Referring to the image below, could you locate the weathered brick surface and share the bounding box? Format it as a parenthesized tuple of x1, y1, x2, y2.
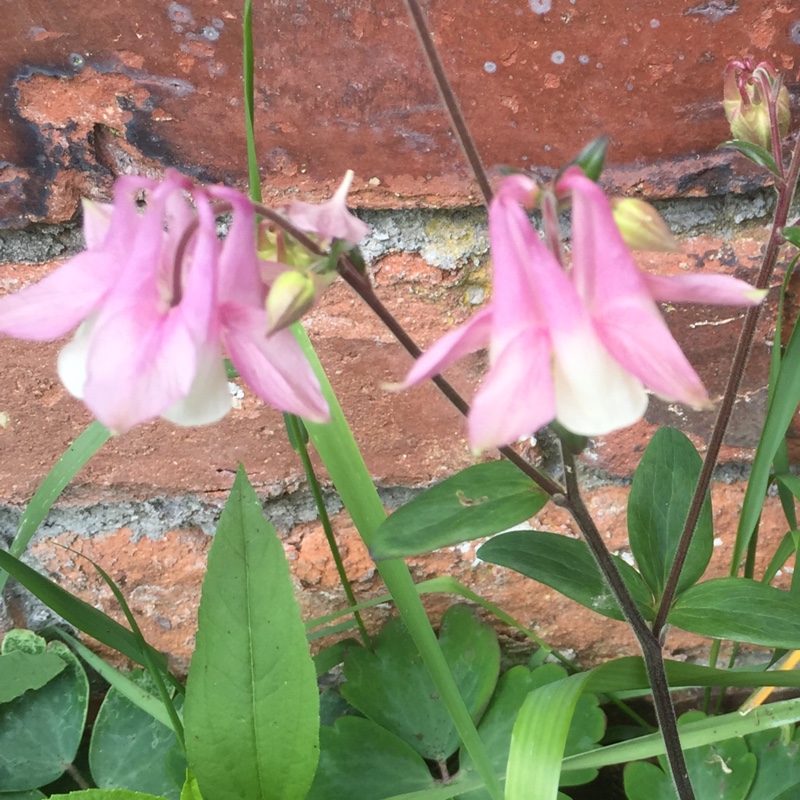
(3, 0, 795, 225)
(1, 220, 795, 670)
(2, 1, 800, 669)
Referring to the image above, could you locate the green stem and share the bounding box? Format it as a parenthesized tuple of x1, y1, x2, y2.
(242, 0, 262, 205)
(296, 324, 504, 800)
(287, 414, 371, 647)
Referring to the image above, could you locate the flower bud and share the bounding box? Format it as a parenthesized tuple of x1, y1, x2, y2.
(724, 59, 791, 152)
(610, 197, 680, 252)
(265, 270, 317, 333)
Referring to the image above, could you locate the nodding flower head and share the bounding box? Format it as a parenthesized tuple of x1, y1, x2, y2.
(0, 170, 329, 433)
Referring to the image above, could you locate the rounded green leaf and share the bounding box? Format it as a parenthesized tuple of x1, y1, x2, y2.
(342, 605, 500, 762)
(0, 641, 88, 791)
(370, 462, 549, 560)
(745, 726, 800, 799)
(457, 665, 605, 800)
(624, 712, 755, 800)
(49, 792, 169, 799)
(307, 717, 435, 800)
(89, 674, 186, 800)
(0, 649, 66, 704)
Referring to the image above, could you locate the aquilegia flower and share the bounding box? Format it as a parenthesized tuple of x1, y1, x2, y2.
(0, 170, 330, 433)
(401, 168, 764, 451)
(287, 169, 370, 245)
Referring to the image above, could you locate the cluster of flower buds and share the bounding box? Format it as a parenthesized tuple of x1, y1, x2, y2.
(724, 58, 791, 153)
(0, 170, 368, 433)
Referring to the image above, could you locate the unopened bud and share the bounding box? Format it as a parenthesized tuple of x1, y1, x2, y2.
(611, 198, 680, 252)
(724, 59, 791, 152)
(265, 270, 317, 333)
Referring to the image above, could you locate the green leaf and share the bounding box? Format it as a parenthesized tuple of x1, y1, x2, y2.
(0, 649, 66, 703)
(505, 672, 591, 800)
(0, 421, 110, 593)
(370, 461, 548, 560)
(342, 605, 500, 762)
(180, 773, 203, 800)
(477, 530, 654, 621)
(51, 629, 174, 730)
(623, 711, 756, 800)
(307, 717, 436, 800)
(719, 139, 781, 176)
(783, 226, 800, 250)
(569, 135, 609, 182)
(669, 578, 800, 648)
(184, 467, 319, 800)
(0, 640, 88, 791)
(734, 307, 800, 571)
(89, 673, 186, 800)
(314, 638, 359, 677)
(49, 792, 169, 799)
(562, 694, 800, 773)
(627, 427, 713, 599)
(0, 790, 45, 799)
(457, 665, 605, 800)
(746, 726, 800, 799)
(0, 549, 167, 671)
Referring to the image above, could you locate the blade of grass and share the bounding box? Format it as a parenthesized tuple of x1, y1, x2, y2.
(51, 628, 174, 729)
(0, 421, 110, 593)
(78, 551, 185, 750)
(562, 693, 800, 771)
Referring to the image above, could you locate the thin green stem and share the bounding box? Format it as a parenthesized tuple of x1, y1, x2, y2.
(242, 0, 262, 205)
(653, 132, 800, 635)
(287, 414, 370, 647)
(296, 328, 504, 800)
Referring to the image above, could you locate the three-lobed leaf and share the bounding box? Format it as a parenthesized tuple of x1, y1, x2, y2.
(341, 605, 500, 762)
(0, 639, 89, 791)
(90, 673, 186, 800)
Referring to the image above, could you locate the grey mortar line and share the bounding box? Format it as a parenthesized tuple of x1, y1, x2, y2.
(1, 187, 791, 268)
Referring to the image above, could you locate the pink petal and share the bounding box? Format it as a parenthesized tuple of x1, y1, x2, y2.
(81, 200, 113, 249)
(557, 168, 649, 312)
(210, 187, 265, 307)
(82, 302, 201, 432)
(468, 327, 555, 452)
(593, 298, 710, 407)
(402, 307, 493, 387)
(489, 176, 587, 350)
(0, 252, 122, 340)
(222, 303, 329, 421)
(288, 170, 370, 244)
(642, 273, 766, 305)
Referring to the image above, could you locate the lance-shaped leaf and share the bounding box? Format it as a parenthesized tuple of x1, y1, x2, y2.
(370, 461, 548, 560)
(184, 467, 319, 800)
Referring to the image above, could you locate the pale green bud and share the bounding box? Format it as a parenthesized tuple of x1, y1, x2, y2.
(611, 197, 680, 252)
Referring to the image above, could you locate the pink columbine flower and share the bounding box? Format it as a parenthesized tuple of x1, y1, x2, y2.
(401, 169, 764, 451)
(287, 169, 370, 244)
(0, 170, 329, 433)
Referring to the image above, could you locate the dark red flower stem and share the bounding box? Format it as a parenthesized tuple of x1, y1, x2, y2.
(653, 132, 800, 636)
